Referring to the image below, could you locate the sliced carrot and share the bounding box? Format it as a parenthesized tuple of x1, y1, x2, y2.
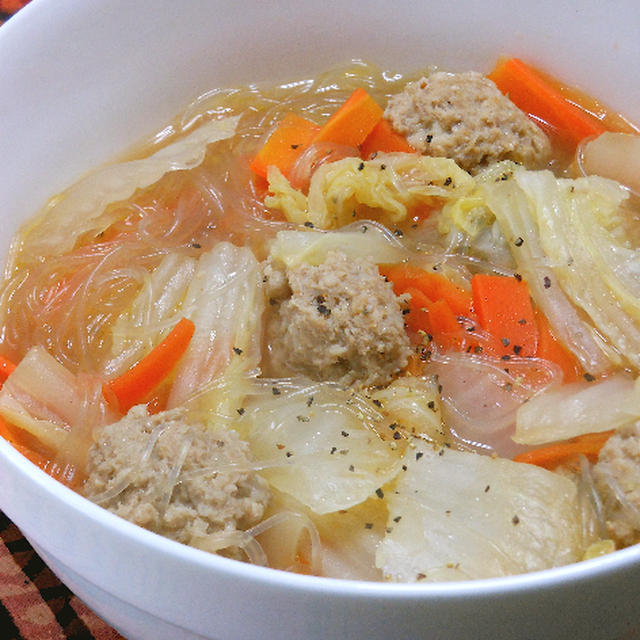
(534, 308, 582, 382)
(105, 317, 195, 414)
(513, 429, 615, 470)
(471, 273, 538, 358)
(360, 118, 414, 159)
(380, 264, 472, 318)
(312, 88, 383, 148)
(488, 58, 607, 148)
(249, 113, 320, 179)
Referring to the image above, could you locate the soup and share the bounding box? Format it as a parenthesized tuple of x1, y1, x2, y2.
(0, 58, 639, 582)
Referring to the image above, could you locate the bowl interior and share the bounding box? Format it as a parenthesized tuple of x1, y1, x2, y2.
(1, 1, 640, 639)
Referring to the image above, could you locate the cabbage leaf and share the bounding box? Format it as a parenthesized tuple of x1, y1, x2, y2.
(514, 374, 640, 445)
(376, 442, 589, 582)
(237, 379, 403, 514)
(265, 152, 475, 229)
(19, 115, 240, 258)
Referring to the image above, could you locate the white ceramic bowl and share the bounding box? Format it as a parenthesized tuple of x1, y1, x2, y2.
(1, 1, 640, 638)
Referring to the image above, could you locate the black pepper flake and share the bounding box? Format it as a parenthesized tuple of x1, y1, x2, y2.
(427, 400, 436, 411)
(484, 485, 490, 493)
(375, 488, 385, 499)
(501, 337, 510, 347)
(341, 430, 349, 437)
(393, 516, 402, 523)
(233, 347, 243, 355)
(426, 134, 433, 143)
(584, 372, 596, 382)
(416, 451, 424, 461)
(393, 431, 402, 440)
(236, 407, 245, 415)
(306, 395, 314, 407)
(393, 228, 404, 238)
(216, 440, 225, 448)
(291, 143, 300, 149)
(315, 294, 326, 304)
(517, 318, 527, 325)
(348, 464, 355, 472)
(385, 527, 393, 534)
(304, 221, 315, 228)
(512, 515, 520, 525)
(473, 346, 483, 354)
(466, 325, 476, 332)
(514, 273, 522, 282)
(416, 572, 427, 581)
(272, 386, 281, 395)
(389, 422, 398, 431)
(438, 449, 445, 456)
(380, 164, 386, 170)
(364, 522, 373, 529)
(372, 398, 383, 408)
(358, 162, 365, 171)
(317, 304, 331, 317)
(512, 344, 522, 355)
(443, 176, 452, 187)
(330, 446, 337, 455)
(501, 354, 511, 361)
(191, 242, 202, 249)
(543, 276, 552, 289)
(402, 464, 408, 471)
(361, 224, 368, 233)
(402, 308, 410, 315)
(286, 451, 293, 457)
(502, 382, 513, 392)
(514, 237, 524, 247)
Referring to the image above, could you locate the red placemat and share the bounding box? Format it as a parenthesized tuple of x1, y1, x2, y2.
(0, 3, 125, 638)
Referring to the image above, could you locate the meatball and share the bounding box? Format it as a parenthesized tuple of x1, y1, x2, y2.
(384, 71, 551, 174)
(266, 251, 411, 387)
(592, 421, 640, 547)
(83, 406, 270, 549)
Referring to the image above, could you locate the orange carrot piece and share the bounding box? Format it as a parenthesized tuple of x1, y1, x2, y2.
(312, 88, 383, 148)
(0, 354, 17, 388)
(249, 113, 320, 179)
(105, 317, 195, 414)
(380, 264, 472, 318)
(488, 58, 607, 148)
(534, 308, 582, 383)
(360, 118, 414, 159)
(404, 287, 467, 351)
(471, 274, 538, 358)
(513, 429, 615, 470)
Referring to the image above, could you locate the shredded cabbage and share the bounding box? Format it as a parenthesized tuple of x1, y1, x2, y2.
(265, 152, 475, 229)
(376, 442, 590, 582)
(18, 115, 240, 258)
(514, 374, 640, 445)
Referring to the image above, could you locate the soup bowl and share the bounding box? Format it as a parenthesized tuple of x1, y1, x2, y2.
(1, 1, 640, 638)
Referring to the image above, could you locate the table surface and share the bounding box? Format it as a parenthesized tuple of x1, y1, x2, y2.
(0, 3, 125, 638)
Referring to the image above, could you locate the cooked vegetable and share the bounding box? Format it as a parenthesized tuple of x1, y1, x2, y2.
(377, 442, 591, 581)
(312, 88, 383, 148)
(249, 113, 320, 179)
(534, 309, 582, 382)
(488, 58, 606, 148)
(514, 374, 640, 445)
(360, 118, 414, 158)
(17, 115, 240, 258)
(513, 430, 615, 469)
(265, 153, 475, 229)
(238, 379, 403, 514)
(578, 132, 640, 195)
(105, 317, 195, 414)
(471, 273, 538, 358)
